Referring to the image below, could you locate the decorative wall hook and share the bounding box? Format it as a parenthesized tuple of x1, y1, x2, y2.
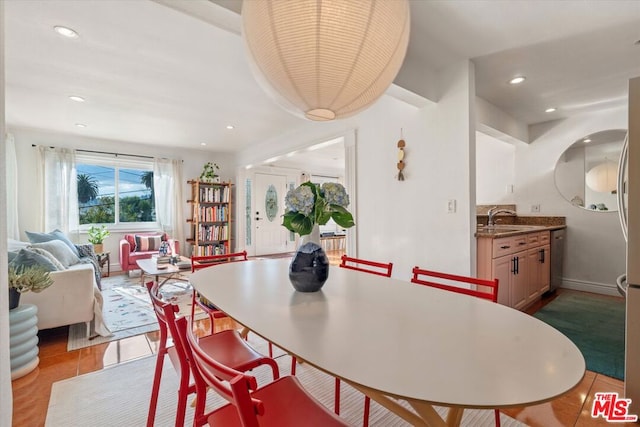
(397, 130, 406, 181)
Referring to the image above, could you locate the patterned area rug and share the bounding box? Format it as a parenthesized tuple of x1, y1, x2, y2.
(67, 273, 196, 351)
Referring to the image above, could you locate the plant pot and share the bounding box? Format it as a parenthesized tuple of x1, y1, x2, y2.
(9, 287, 20, 310)
(93, 243, 104, 254)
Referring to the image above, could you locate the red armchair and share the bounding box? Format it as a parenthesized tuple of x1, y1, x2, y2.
(119, 232, 180, 273)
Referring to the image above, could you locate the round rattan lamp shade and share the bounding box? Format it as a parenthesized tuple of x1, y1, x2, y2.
(586, 160, 618, 193)
(241, 0, 410, 121)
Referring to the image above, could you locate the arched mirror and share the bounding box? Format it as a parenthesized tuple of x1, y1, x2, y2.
(554, 129, 626, 212)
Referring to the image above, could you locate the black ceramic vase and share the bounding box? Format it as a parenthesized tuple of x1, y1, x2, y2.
(289, 242, 329, 292)
(9, 287, 21, 310)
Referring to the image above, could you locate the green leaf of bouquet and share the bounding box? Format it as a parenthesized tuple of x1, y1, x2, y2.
(282, 211, 297, 232)
(331, 205, 355, 228)
(290, 214, 313, 236)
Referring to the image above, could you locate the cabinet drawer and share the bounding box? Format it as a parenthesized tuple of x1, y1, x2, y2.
(528, 231, 551, 248)
(492, 235, 527, 257)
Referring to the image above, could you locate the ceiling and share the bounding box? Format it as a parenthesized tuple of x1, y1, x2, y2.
(4, 0, 640, 160)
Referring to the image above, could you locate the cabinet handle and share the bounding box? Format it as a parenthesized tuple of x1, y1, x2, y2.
(500, 245, 510, 249)
(518, 241, 527, 246)
(515, 256, 519, 274)
(511, 257, 517, 274)
(539, 249, 545, 263)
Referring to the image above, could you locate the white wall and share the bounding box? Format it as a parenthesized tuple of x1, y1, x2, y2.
(514, 107, 627, 295)
(237, 61, 477, 281)
(9, 127, 235, 270)
(476, 131, 516, 205)
(1, 1, 14, 423)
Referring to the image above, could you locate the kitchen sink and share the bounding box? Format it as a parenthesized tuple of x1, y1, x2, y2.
(477, 224, 545, 233)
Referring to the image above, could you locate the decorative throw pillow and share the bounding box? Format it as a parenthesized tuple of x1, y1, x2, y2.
(29, 240, 81, 268)
(9, 248, 60, 272)
(25, 229, 80, 257)
(8, 239, 30, 252)
(134, 234, 162, 252)
(29, 247, 66, 271)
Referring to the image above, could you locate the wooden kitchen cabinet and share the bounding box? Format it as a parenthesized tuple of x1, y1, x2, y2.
(477, 230, 551, 311)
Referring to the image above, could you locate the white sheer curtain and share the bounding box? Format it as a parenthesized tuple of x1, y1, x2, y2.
(153, 158, 185, 255)
(37, 146, 78, 234)
(5, 134, 19, 239)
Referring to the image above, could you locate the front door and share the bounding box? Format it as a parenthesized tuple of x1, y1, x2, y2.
(254, 173, 290, 255)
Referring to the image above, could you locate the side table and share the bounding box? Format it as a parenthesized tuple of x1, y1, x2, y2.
(10, 304, 39, 380)
(96, 251, 110, 277)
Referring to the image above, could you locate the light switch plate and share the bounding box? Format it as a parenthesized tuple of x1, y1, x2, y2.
(531, 204, 541, 213)
(447, 199, 457, 213)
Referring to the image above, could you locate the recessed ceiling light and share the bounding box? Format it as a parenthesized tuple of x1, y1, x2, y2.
(75, 123, 86, 128)
(200, 142, 206, 146)
(263, 156, 280, 164)
(509, 76, 526, 85)
(245, 164, 253, 170)
(583, 138, 592, 143)
(545, 107, 556, 113)
(54, 26, 79, 38)
(226, 125, 235, 130)
(69, 95, 85, 103)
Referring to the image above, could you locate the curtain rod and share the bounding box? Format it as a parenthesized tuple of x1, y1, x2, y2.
(32, 144, 154, 160)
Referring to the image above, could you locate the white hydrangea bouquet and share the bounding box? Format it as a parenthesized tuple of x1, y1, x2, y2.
(282, 182, 355, 236)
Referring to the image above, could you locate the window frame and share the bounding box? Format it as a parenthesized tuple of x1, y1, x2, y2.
(75, 153, 159, 232)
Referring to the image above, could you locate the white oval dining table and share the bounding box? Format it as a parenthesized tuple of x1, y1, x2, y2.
(189, 258, 585, 427)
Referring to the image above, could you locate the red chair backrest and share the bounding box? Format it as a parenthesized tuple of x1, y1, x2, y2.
(339, 255, 393, 277)
(191, 250, 248, 272)
(175, 315, 264, 427)
(145, 281, 191, 370)
(411, 267, 499, 303)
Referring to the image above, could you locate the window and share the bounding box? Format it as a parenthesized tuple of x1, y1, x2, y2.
(76, 153, 156, 226)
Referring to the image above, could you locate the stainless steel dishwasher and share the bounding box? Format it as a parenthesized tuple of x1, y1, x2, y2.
(550, 229, 565, 292)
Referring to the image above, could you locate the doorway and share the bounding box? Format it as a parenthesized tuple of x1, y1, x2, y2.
(254, 172, 290, 255)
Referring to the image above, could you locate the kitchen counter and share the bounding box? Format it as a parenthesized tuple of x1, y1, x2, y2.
(475, 224, 566, 238)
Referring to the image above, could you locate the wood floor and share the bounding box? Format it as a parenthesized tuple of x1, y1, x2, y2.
(10, 275, 625, 426)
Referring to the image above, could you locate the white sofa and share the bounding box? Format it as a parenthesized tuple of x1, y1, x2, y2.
(21, 263, 99, 336)
(9, 238, 109, 337)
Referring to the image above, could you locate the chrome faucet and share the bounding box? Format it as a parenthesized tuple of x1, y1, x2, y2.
(487, 206, 517, 227)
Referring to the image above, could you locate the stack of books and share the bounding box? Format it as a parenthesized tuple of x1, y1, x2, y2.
(155, 255, 171, 265)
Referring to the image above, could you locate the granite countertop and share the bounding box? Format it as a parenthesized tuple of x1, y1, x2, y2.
(475, 224, 566, 238)
(475, 214, 566, 238)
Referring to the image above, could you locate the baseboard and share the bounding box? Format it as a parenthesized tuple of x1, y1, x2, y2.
(560, 278, 621, 297)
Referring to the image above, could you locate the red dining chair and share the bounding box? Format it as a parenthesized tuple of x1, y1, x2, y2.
(190, 251, 274, 355)
(339, 254, 393, 277)
(145, 281, 280, 427)
(174, 315, 350, 427)
(338, 255, 393, 426)
(410, 267, 501, 426)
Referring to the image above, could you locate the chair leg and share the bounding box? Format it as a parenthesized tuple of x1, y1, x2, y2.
(268, 342, 273, 358)
(494, 409, 501, 426)
(334, 377, 341, 414)
(147, 351, 166, 427)
(363, 396, 371, 427)
(174, 374, 191, 427)
(290, 355, 297, 376)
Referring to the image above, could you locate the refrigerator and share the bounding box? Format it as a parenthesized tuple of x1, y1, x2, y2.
(623, 76, 640, 413)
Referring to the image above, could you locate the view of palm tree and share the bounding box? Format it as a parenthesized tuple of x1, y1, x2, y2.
(77, 173, 99, 204)
(77, 164, 156, 225)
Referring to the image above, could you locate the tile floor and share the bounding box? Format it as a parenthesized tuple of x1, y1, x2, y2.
(11, 281, 626, 427)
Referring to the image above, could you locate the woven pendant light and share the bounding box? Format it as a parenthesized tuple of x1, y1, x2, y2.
(242, 0, 411, 121)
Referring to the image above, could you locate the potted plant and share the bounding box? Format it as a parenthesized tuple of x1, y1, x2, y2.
(87, 225, 110, 253)
(8, 265, 54, 310)
(200, 162, 220, 183)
